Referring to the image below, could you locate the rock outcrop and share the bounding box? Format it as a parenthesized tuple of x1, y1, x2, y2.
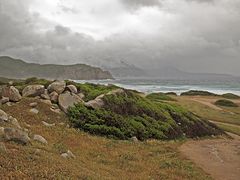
(1, 86, 22, 102)
(66, 85, 78, 94)
(22, 85, 45, 97)
(3, 127, 30, 145)
(47, 81, 66, 94)
(58, 91, 83, 113)
(85, 89, 124, 109)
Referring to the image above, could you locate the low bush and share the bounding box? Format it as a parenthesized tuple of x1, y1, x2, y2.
(214, 99, 238, 107)
(181, 90, 217, 96)
(221, 93, 240, 99)
(146, 92, 176, 102)
(68, 90, 223, 140)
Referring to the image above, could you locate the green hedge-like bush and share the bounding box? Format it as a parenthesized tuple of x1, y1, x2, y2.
(68, 90, 223, 140)
(146, 92, 176, 102)
(215, 99, 238, 107)
(181, 90, 217, 96)
(221, 93, 240, 99)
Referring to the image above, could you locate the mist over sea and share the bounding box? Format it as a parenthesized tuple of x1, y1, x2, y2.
(75, 78, 240, 95)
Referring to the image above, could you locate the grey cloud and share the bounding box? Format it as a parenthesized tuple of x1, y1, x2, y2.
(0, 0, 240, 76)
(120, 0, 161, 9)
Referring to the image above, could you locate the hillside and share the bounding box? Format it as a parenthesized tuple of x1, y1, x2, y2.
(0, 78, 225, 179)
(0, 56, 113, 80)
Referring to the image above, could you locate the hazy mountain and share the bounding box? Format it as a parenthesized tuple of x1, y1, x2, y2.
(0, 56, 113, 80)
(105, 61, 147, 78)
(146, 66, 238, 81)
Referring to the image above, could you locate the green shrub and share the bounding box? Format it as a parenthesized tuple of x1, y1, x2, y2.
(181, 90, 217, 96)
(165, 92, 177, 96)
(221, 93, 240, 99)
(146, 93, 176, 102)
(66, 81, 118, 101)
(68, 90, 223, 140)
(214, 99, 238, 107)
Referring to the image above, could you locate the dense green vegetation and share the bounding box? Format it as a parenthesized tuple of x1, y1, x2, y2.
(181, 90, 217, 96)
(221, 93, 240, 99)
(146, 92, 176, 102)
(68, 90, 222, 140)
(66, 81, 118, 101)
(214, 99, 238, 107)
(165, 92, 177, 96)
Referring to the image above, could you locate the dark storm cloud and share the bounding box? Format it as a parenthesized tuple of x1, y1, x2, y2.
(0, 0, 240, 76)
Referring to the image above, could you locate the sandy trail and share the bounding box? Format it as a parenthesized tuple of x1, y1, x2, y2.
(179, 134, 240, 180)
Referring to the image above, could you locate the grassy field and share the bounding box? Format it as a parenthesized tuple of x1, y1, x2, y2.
(0, 98, 212, 179)
(172, 95, 240, 136)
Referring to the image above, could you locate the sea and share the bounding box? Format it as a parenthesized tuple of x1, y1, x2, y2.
(75, 78, 240, 95)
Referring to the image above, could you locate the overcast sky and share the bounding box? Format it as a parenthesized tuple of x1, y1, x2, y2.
(0, 0, 240, 75)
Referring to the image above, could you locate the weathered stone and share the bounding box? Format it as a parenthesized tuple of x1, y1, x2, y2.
(1, 97, 9, 104)
(1, 86, 22, 102)
(49, 91, 59, 103)
(58, 91, 83, 113)
(4, 127, 30, 145)
(40, 89, 50, 100)
(42, 121, 55, 127)
(66, 85, 78, 94)
(30, 108, 39, 114)
(61, 150, 75, 159)
(85, 96, 104, 109)
(0, 109, 8, 122)
(47, 81, 66, 94)
(22, 85, 45, 97)
(85, 89, 125, 109)
(33, 134, 47, 144)
(29, 102, 38, 107)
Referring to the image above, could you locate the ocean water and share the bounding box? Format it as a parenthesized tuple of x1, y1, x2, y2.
(75, 78, 240, 95)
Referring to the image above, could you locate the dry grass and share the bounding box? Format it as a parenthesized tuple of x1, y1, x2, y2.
(173, 96, 240, 126)
(0, 98, 211, 179)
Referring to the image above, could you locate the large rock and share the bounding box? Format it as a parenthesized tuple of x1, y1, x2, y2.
(47, 81, 66, 94)
(3, 128, 30, 145)
(0, 109, 8, 122)
(84, 89, 125, 109)
(1, 86, 22, 102)
(84, 94, 105, 109)
(22, 85, 45, 97)
(58, 91, 83, 113)
(49, 91, 59, 103)
(66, 85, 78, 94)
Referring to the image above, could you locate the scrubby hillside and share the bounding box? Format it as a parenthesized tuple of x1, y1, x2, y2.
(0, 78, 226, 179)
(0, 56, 113, 80)
(68, 89, 223, 140)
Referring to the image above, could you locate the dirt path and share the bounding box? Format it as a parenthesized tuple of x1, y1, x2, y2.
(179, 134, 240, 180)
